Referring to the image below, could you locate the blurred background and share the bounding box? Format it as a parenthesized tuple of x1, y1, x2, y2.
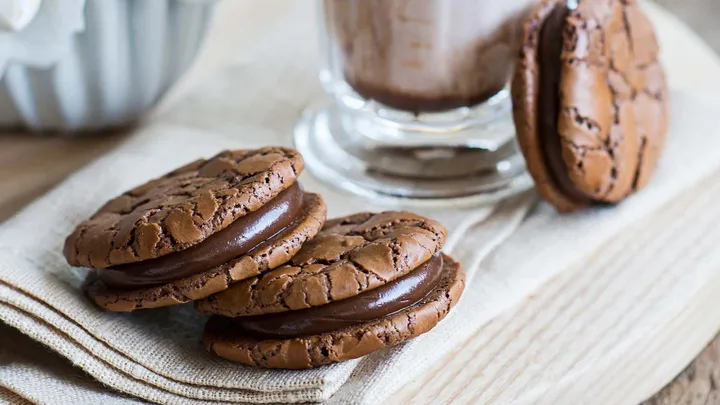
(659, 0, 720, 52)
(0, 0, 717, 224)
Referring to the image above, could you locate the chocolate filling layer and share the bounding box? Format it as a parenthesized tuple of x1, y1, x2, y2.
(99, 184, 304, 289)
(234, 254, 444, 339)
(538, 4, 592, 203)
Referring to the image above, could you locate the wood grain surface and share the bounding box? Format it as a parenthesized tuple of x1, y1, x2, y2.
(0, 1, 718, 404)
(388, 171, 720, 404)
(0, 133, 123, 223)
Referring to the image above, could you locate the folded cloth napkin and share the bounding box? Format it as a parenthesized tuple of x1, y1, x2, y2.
(0, 320, 142, 405)
(0, 120, 534, 405)
(2, 1, 720, 404)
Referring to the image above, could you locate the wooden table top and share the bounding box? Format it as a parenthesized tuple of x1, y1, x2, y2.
(1, 1, 719, 404)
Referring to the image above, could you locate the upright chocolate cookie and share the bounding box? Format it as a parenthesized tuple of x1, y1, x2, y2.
(199, 212, 463, 369)
(64, 148, 327, 312)
(512, 0, 668, 212)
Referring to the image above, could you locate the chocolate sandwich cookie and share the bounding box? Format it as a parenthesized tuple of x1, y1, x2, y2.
(198, 212, 466, 369)
(512, 0, 669, 212)
(64, 148, 327, 312)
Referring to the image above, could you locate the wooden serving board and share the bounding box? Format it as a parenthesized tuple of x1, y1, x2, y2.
(391, 171, 720, 404)
(1, 2, 720, 404)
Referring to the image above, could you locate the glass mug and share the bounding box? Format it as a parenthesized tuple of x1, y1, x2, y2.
(295, 0, 538, 206)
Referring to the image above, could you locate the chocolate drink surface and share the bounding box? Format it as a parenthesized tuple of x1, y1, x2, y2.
(325, 0, 537, 113)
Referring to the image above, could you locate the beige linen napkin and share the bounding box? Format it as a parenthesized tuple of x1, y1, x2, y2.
(0, 120, 533, 404)
(0, 319, 142, 405)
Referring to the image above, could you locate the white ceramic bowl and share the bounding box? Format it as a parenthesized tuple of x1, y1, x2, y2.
(0, 0, 216, 133)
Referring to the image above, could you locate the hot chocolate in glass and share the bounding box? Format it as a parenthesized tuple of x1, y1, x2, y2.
(295, 0, 538, 205)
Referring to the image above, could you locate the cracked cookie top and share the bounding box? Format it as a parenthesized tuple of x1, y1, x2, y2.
(64, 148, 304, 269)
(512, 0, 668, 212)
(195, 211, 448, 317)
